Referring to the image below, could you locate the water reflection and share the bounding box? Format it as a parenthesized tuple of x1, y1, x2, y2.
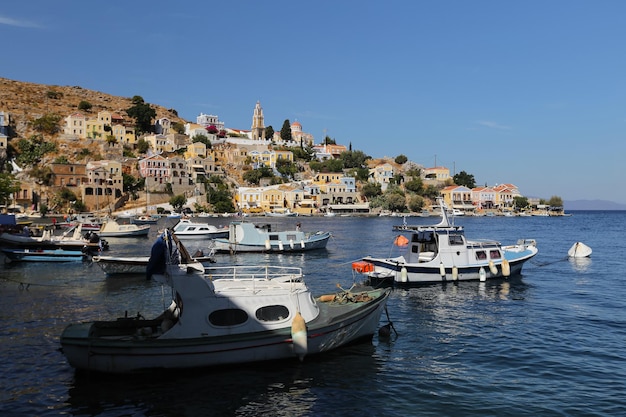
(65, 344, 382, 417)
(569, 256, 592, 273)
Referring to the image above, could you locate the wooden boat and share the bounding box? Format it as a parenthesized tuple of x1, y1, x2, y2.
(212, 221, 331, 253)
(98, 219, 151, 238)
(172, 219, 229, 240)
(2, 248, 87, 262)
(360, 197, 538, 284)
(60, 231, 391, 374)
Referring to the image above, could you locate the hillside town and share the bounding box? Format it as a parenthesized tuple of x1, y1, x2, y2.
(0, 86, 558, 218)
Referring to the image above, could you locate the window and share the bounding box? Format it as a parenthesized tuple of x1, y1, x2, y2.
(489, 250, 502, 259)
(449, 234, 464, 245)
(256, 305, 290, 322)
(476, 251, 487, 260)
(209, 309, 248, 326)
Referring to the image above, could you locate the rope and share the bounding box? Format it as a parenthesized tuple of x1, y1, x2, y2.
(0, 275, 76, 290)
(530, 256, 569, 267)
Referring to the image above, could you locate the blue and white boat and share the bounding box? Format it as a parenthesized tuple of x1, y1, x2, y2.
(359, 197, 538, 284)
(212, 221, 331, 253)
(1, 248, 87, 263)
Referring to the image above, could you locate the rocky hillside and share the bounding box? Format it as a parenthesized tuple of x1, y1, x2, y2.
(0, 77, 187, 140)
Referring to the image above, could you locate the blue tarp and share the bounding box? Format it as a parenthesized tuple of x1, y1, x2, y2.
(0, 214, 17, 225)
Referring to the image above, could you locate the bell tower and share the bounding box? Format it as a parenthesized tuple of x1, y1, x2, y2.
(251, 101, 266, 140)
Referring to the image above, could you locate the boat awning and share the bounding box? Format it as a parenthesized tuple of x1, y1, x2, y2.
(0, 214, 17, 225)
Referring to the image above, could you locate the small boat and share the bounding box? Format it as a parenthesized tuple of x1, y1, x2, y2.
(360, 197, 538, 284)
(2, 248, 87, 263)
(568, 242, 592, 258)
(132, 215, 160, 225)
(92, 248, 215, 275)
(98, 219, 151, 238)
(71, 212, 104, 231)
(0, 224, 107, 253)
(264, 208, 298, 217)
(60, 231, 391, 374)
(172, 219, 229, 240)
(212, 221, 331, 253)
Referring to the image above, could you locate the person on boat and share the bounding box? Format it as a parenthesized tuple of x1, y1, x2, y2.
(146, 233, 168, 280)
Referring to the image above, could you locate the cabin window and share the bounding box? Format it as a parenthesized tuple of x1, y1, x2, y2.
(476, 251, 487, 260)
(489, 250, 502, 259)
(286, 234, 297, 241)
(256, 305, 290, 322)
(269, 234, 279, 241)
(209, 309, 248, 326)
(449, 234, 464, 245)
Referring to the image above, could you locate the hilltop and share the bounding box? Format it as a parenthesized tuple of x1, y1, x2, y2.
(0, 77, 186, 140)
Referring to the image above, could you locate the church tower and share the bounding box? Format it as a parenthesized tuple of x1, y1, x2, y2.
(251, 101, 266, 140)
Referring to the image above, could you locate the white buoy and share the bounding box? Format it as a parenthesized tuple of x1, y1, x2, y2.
(489, 260, 498, 275)
(300, 240, 305, 248)
(452, 266, 458, 280)
(278, 241, 284, 251)
(479, 267, 487, 282)
(502, 259, 511, 276)
(265, 239, 271, 250)
(439, 262, 446, 278)
(291, 312, 307, 361)
(568, 242, 592, 258)
(400, 266, 408, 283)
(289, 239, 294, 249)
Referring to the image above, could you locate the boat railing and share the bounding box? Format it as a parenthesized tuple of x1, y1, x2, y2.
(205, 265, 304, 285)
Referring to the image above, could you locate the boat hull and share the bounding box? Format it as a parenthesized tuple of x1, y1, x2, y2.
(213, 233, 330, 253)
(60, 288, 389, 373)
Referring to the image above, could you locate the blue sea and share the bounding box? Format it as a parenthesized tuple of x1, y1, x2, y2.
(1, 212, 625, 416)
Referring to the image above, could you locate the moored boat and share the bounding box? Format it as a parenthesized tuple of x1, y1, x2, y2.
(2, 247, 87, 262)
(212, 221, 331, 253)
(60, 231, 390, 374)
(359, 197, 538, 284)
(171, 219, 229, 240)
(98, 219, 151, 238)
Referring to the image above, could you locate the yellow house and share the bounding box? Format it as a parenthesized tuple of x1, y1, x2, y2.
(185, 141, 207, 159)
(261, 187, 285, 211)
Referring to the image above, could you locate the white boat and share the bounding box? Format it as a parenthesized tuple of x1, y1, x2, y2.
(60, 231, 391, 374)
(212, 221, 331, 253)
(264, 208, 298, 217)
(132, 214, 160, 225)
(359, 197, 538, 284)
(0, 224, 107, 253)
(450, 209, 465, 216)
(72, 212, 104, 231)
(172, 219, 229, 240)
(2, 247, 87, 263)
(92, 248, 215, 275)
(98, 219, 151, 238)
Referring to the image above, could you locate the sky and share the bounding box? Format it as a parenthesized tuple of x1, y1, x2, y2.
(2, 1, 626, 204)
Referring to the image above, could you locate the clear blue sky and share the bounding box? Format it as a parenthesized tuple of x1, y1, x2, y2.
(2, 1, 626, 204)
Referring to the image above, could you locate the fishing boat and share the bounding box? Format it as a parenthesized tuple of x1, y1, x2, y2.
(358, 197, 538, 284)
(171, 219, 229, 240)
(131, 214, 160, 225)
(60, 231, 391, 374)
(212, 221, 331, 253)
(2, 248, 87, 263)
(98, 219, 151, 238)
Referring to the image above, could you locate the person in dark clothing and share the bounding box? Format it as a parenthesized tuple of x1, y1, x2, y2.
(146, 233, 168, 280)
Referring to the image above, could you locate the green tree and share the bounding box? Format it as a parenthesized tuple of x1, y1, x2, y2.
(548, 196, 563, 208)
(340, 150, 370, 169)
(404, 177, 423, 193)
(265, 126, 275, 140)
(385, 193, 407, 212)
(276, 159, 297, 179)
(172, 122, 185, 134)
(395, 154, 408, 164)
(15, 134, 58, 166)
(78, 100, 93, 112)
(136, 138, 150, 154)
(126, 96, 156, 134)
(280, 120, 292, 142)
(0, 173, 20, 206)
(243, 166, 273, 185)
(361, 182, 382, 199)
(408, 195, 425, 212)
(192, 134, 211, 147)
(30, 114, 62, 135)
(453, 171, 476, 188)
(169, 194, 187, 213)
(513, 196, 529, 210)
